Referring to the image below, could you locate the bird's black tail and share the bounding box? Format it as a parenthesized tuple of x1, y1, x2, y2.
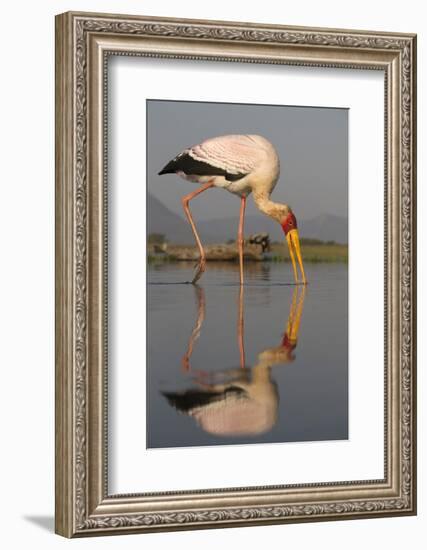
(158, 160, 177, 175)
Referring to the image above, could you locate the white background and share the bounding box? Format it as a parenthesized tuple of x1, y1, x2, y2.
(110, 60, 384, 493)
(0, 1, 424, 548)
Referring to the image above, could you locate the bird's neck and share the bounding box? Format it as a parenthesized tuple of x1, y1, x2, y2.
(253, 192, 288, 222)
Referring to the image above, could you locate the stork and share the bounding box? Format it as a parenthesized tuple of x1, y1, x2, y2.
(159, 134, 306, 285)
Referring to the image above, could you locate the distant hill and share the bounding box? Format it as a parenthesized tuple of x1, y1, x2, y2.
(147, 193, 196, 244)
(147, 193, 348, 244)
(198, 213, 348, 244)
(299, 213, 348, 244)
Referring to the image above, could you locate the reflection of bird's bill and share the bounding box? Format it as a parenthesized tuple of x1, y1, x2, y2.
(286, 229, 307, 284)
(285, 285, 306, 344)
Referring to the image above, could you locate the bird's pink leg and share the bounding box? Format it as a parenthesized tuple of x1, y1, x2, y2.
(237, 196, 247, 285)
(238, 285, 246, 368)
(181, 182, 215, 284)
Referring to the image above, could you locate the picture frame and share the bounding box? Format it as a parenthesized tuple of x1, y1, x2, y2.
(55, 11, 417, 537)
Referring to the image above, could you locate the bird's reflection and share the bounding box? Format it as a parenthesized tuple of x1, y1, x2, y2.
(181, 285, 206, 372)
(162, 284, 306, 438)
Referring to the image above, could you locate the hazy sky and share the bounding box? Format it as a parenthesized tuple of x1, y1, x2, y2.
(148, 100, 348, 222)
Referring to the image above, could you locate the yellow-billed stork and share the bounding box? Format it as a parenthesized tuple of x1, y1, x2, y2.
(159, 134, 306, 285)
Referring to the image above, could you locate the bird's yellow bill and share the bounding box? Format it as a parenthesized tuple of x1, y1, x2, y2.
(286, 229, 307, 285)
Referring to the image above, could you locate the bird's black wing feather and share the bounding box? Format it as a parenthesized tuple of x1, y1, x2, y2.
(158, 152, 246, 182)
(162, 386, 247, 413)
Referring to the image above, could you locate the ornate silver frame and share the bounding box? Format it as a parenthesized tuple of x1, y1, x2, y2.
(55, 11, 417, 537)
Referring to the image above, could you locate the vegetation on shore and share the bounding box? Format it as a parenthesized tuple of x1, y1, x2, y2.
(269, 241, 347, 263)
(148, 238, 347, 264)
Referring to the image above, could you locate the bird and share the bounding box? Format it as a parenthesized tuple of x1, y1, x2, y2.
(158, 134, 306, 285)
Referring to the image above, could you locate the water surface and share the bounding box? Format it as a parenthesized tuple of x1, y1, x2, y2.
(147, 262, 348, 448)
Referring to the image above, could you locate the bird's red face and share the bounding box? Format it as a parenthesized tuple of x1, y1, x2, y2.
(280, 212, 298, 235)
(280, 211, 307, 285)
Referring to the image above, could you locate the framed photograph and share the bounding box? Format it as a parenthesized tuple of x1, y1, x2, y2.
(55, 11, 417, 537)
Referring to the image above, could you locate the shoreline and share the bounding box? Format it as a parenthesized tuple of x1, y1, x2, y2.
(148, 242, 348, 264)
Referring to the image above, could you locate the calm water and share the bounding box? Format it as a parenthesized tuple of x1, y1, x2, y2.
(147, 262, 348, 448)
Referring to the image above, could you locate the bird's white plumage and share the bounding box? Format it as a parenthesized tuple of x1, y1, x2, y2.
(176, 134, 280, 197)
(187, 134, 262, 175)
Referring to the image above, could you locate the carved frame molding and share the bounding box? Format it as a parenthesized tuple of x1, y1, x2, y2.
(55, 11, 416, 537)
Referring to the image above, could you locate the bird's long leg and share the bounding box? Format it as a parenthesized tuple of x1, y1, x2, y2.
(181, 182, 214, 284)
(238, 285, 246, 368)
(237, 195, 247, 285)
